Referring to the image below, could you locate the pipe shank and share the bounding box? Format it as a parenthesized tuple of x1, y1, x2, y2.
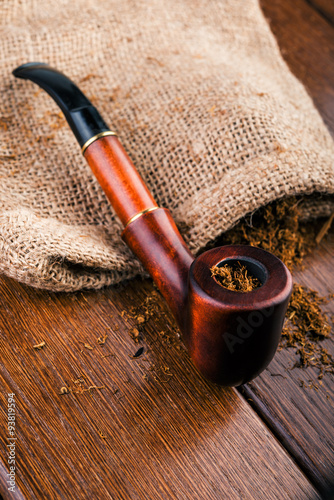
(84, 135, 158, 226)
(122, 208, 194, 330)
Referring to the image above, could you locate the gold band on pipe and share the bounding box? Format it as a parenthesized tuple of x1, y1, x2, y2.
(81, 130, 118, 154)
(124, 207, 160, 228)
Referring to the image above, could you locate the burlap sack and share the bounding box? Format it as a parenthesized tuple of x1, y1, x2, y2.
(0, 0, 333, 291)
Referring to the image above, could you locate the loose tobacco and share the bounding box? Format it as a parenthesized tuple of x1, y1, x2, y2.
(211, 261, 261, 292)
(218, 197, 316, 270)
(280, 284, 333, 379)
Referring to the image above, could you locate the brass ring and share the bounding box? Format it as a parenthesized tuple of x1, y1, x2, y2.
(124, 207, 160, 228)
(81, 131, 118, 154)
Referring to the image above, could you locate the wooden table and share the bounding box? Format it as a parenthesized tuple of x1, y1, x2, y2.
(1, 1, 333, 498)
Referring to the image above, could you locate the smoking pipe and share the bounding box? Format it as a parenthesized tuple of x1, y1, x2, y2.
(13, 62, 292, 386)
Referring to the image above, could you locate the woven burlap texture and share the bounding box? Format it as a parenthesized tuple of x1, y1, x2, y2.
(0, 0, 333, 291)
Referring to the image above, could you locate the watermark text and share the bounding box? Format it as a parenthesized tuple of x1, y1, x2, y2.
(224, 306, 275, 353)
(7, 393, 16, 493)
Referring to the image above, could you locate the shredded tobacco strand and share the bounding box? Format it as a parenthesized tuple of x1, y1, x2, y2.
(59, 386, 70, 395)
(33, 341, 46, 350)
(80, 342, 94, 350)
(211, 261, 261, 292)
(97, 333, 108, 345)
(58, 376, 105, 396)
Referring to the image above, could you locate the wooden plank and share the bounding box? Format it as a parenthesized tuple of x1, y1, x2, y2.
(242, 0, 334, 494)
(0, 460, 26, 500)
(0, 275, 317, 499)
(308, 0, 334, 25)
(241, 232, 334, 493)
(260, 0, 334, 135)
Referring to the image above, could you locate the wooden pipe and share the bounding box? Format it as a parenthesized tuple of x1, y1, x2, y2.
(13, 63, 292, 386)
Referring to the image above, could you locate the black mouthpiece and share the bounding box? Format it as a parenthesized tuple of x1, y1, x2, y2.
(13, 62, 110, 148)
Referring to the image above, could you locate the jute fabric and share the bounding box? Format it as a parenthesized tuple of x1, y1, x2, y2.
(0, 0, 333, 291)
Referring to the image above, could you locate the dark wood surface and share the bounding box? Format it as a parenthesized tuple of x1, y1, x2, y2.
(308, 0, 334, 25)
(241, 233, 334, 492)
(0, 275, 316, 500)
(260, 0, 334, 136)
(0, 0, 333, 499)
(254, 0, 334, 494)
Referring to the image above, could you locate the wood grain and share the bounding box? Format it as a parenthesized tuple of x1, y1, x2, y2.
(242, 231, 334, 493)
(84, 135, 157, 226)
(0, 276, 316, 499)
(185, 245, 292, 386)
(245, 0, 334, 494)
(307, 0, 334, 25)
(260, 0, 334, 134)
(0, 460, 26, 500)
